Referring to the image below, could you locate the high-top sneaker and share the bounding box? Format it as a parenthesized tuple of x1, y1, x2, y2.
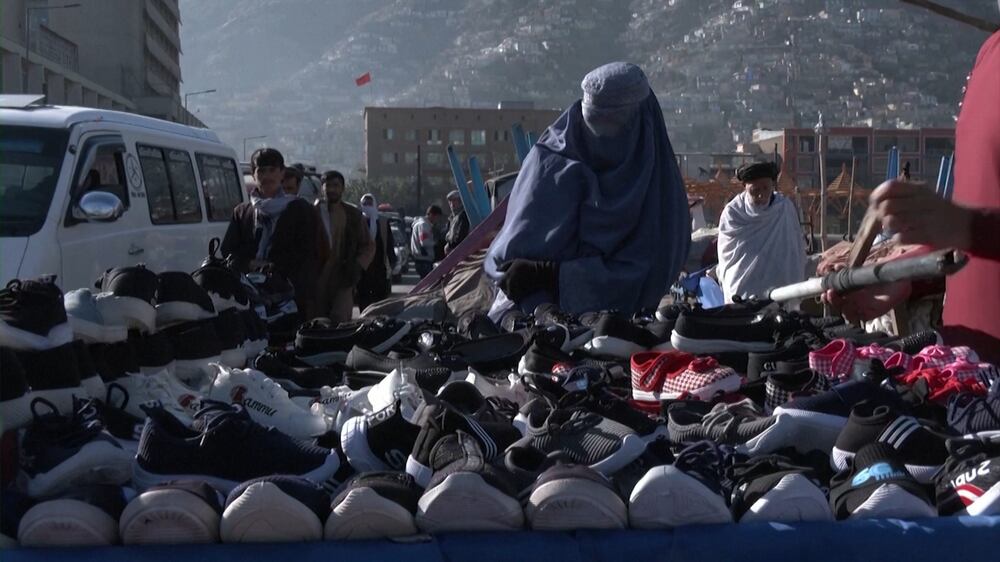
(0, 278, 72, 351)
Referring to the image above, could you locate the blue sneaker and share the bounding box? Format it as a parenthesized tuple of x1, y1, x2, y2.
(64, 288, 128, 344)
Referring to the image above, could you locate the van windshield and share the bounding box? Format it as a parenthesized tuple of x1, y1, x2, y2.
(0, 126, 69, 237)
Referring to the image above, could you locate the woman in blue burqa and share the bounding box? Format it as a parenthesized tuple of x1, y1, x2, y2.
(486, 62, 691, 320)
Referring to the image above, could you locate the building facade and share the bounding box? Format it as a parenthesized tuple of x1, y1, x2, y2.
(363, 105, 563, 189)
(751, 126, 955, 189)
(1, 0, 202, 126)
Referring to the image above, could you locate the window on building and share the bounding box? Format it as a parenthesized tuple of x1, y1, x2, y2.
(796, 156, 816, 172)
(493, 152, 512, 169)
(828, 136, 853, 153)
(383, 128, 395, 140)
(925, 137, 955, 153)
(405, 129, 417, 141)
(427, 129, 441, 143)
(196, 154, 243, 222)
(448, 130, 465, 145)
(796, 174, 815, 188)
(138, 144, 203, 224)
(425, 152, 444, 167)
(852, 136, 869, 154)
(798, 136, 815, 153)
(898, 136, 919, 153)
(427, 175, 445, 187)
(471, 130, 486, 146)
(874, 135, 897, 153)
(404, 152, 418, 164)
(381, 152, 398, 165)
(494, 130, 501, 142)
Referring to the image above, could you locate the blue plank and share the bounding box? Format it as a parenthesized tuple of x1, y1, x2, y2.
(467, 156, 493, 221)
(511, 123, 530, 163)
(446, 145, 482, 224)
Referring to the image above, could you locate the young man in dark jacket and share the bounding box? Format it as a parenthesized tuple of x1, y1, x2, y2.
(315, 170, 374, 322)
(221, 148, 322, 315)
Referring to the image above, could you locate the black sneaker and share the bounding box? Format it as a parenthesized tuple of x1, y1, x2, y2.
(830, 442, 936, 520)
(727, 453, 832, 523)
(17, 484, 129, 547)
(345, 346, 452, 392)
(94, 265, 159, 333)
(127, 331, 175, 376)
(581, 311, 658, 359)
(254, 350, 346, 390)
(517, 340, 574, 376)
(831, 402, 949, 483)
(120, 480, 224, 545)
(498, 309, 532, 333)
(524, 462, 628, 530)
(155, 271, 216, 329)
(435, 380, 518, 423)
(326, 471, 421, 539)
(1, 347, 33, 430)
(193, 237, 251, 312)
(221, 475, 330, 543)
(747, 338, 813, 382)
(415, 431, 524, 532)
(15, 342, 87, 414)
(626, 440, 740, 528)
(405, 400, 521, 487)
(163, 319, 223, 387)
(295, 317, 411, 366)
(239, 308, 269, 357)
(936, 438, 1000, 516)
(514, 406, 646, 476)
(667, 399, 778, 451)
(947, 390, 1000, 439)
(533, 303, 593, 352)
(213, 308, 248, 368)
(438, 331, 533, 374)
(670, 306, 785, 354)
(20, 397, 133, 498)
(90, 339, 142, 383)
(0, 278, 71, 350)
(764, 368, 832, 413)
(340, 398, 424, 473)
(132, 401, 341, 493)
(72, 339, 105, 398)
(456, 311, 502, 340)
(93, 384, 146, 449)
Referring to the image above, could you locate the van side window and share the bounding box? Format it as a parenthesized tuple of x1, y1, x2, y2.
(72, 137, 130, 208)
(137, 144, 203, 224)
(196, 154, 243, 221)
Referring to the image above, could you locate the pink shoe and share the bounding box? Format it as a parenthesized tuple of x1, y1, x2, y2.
(808, 339, 856, 383)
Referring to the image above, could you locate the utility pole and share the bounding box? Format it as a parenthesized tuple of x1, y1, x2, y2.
(815, 113, 828, 252)
(416, 144, 423, 211)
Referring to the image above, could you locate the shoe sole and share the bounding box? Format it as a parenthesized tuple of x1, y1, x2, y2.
(208, 293, 249, 313)
(628, 465, 732, 528)
(584, 336, 647, 360)
(739, 473, 833, 523)
(120, 488, 220, 545)
(340, 415, 392, 472)
(95, 295, 156, 334)
(325, 486, 417, 540)
(416, 472, 524, 532)
(0, 320, 73, 351)
(670, 332, 776, 354)
(156, 302, 215, 329)
(131, 451, 341, 494)
(633, 373, 742, 402)
(527, 477, 627, 530)
(849, 483, 937, 519)
(221, 481, 323, 543)
(297, 324, 412, 367)
(26, 439, 132, 498)
(831, 447, 941, 484)
(18, 499, 118, 547)
(67, 315, 128, 344)
(764, 407, 848, 454)
(589, 433, 648, 476)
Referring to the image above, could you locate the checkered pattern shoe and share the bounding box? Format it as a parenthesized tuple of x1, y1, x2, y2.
(851, 344, 895, 379)
(885, 351, 914, 372)
(808, 340, 856, 383)
(630, 351, 697, 402)
(661, 357, 742, 401)
(912, 345, 979, 370)
(764, 369, 832, 414)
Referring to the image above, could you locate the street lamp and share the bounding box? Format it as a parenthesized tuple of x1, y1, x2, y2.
(23, 3, 81, 92)
(814, 112, 828, 252)
(184, 88, 217, 109)
(243, 135, 267, 160)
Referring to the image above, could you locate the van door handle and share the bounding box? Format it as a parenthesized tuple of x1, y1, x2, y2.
(128, 244, 144, 256)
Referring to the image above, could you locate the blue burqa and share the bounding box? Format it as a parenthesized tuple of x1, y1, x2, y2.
(485, 86, 691, 316)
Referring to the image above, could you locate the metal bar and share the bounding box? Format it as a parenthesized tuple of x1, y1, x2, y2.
(942, 153, 955, 201)
(467, 156, 492, 221)
(935, 155, 948, 196)
(446, 145, 482, 224)
(899, 0, 999, 33)
(847, 157, 856, 241)
(511, 123, 530, 163)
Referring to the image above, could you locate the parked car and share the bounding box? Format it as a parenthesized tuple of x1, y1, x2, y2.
(0, 97, 246, 289)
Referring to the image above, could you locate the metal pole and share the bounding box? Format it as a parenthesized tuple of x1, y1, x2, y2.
(416, 144, 422, 211)
(815, 115, 828, 252)
(847, 156, 856, 241)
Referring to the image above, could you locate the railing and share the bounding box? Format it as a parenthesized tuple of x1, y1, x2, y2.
(34, 24, 78, 72)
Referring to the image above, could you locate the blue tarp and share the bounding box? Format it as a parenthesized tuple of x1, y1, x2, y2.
(6, 516, 1000, 562)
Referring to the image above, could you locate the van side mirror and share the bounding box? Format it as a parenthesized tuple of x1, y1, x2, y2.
(74, 191, 124, 222)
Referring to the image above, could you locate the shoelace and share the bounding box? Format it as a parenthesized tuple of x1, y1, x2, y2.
(673, 440, 738, 486)
(26, 396, 105, 447)
(699, 399, 764, 442)
(947, 392, 1000, 433)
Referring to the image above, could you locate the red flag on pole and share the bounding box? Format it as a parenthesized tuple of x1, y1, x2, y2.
(355, 72, 372, 86)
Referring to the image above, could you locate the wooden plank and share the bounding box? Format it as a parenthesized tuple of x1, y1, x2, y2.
(847, 209, 882, 268)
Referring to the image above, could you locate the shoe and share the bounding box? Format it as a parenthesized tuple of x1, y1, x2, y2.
(517, 340, 623, 378)
(764, 368, 832, 414)
(513, 406, 646, 476)
(456, 311, 502, 340)
(325, 471, 421, 540)
(17, 484, 129, 547)
(132, 401, 341, 493)
(91, 387, 147, 451)
(524, 462, 627, 530)
(295, 317, 411, 366)
(746, 338, 812, 382)
(498, 309, 532, 333)
(831, 402, 948, 483)
(64, 289, 128, 344)
(882, 330, 943, 354)
(254, 350, 346, 389)
(205, 365, 328, 439)
(406, 400, 521, 487)
(90, 339, 142, 383)
(631, 352, 740, 401)
(155, 271, 216, 329)
(0, 278, 73, 350)
(627, 441, 738, 528)
(105, 372, 199, 427)
(438, 331, 532, 373)
(119, 481, 223, 544)
(193, 239, 251, 312)
(808, 339, 859, 384)
(415, 431, 523, 532)
(581, 311, 658, 359)
(830, 442, 936, 520)
(345, 346, 452, 392)
(728, 454, 833, 523)
(13, 342, 90, 416)
(239, 308, 269, 357)
(213, 308, 248, 368)
(1, 347, 34, 430)
(667, 399, 780, 453)
(94, 265, 158, 333)
(221, 475, 330, 543)
(912, 345, 979, 370)
(341, 393, 426, 473)
(670, 306, 780, 354)
(163, 319, 223, 388)
(1, 488, 34, 546)
(947, 390, 1000, 439)
(20, 398, 133, 497)
(434, 379, 518, 423)
(533, 303, 594, 352)
(936, 438, 1000, 516)
(128, 331, 176, 377)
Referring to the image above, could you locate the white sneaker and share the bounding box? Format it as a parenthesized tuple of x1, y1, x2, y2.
(106, 372, 200, 426)
(206, 365, 329, 439)
(305, 385, 367, 433)
(462, 369, 530, 405)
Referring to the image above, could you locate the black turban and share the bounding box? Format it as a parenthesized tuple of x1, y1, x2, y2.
(737, 162, 779, 182)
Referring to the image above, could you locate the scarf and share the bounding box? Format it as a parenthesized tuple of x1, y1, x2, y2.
(250, 188, 294, 261)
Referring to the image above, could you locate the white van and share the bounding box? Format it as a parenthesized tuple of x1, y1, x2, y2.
(0, 97, 246, 290)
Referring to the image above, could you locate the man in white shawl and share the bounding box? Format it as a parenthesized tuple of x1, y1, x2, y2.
(717, 162, 806, 303)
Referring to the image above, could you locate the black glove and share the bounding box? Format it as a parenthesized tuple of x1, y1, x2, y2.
(497, 259, 559, 303)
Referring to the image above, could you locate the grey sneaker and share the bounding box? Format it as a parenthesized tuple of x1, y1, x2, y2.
(513, 407, 646, 476)
(64, 289, 128, 344)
